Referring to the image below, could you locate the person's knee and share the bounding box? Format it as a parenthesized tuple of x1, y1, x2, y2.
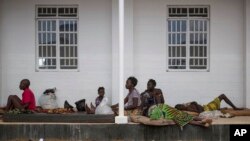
(218, 94, 227, 101)
(8, 95, 14, 99)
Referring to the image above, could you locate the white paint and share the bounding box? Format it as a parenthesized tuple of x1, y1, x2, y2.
(112, 0, 134, 104)
(0, 0, 3, 105)
(133, 0, 244, 107)
(0, 0, 112, 107)
(0, 0, 248, 109)
(118, 0, 125, 116)
(245, 0, 250, 108)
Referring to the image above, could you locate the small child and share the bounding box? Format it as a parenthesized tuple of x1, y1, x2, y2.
(86, 87, 105, 114)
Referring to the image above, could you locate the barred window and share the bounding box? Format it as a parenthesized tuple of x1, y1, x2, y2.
(36, 6, 78, 70)
(167, 6, 209, 71)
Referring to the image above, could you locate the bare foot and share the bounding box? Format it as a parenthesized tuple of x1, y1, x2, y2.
(234, 107, 244, 110)
(201, 118, 212, 125)
(90, 102, 95, 109)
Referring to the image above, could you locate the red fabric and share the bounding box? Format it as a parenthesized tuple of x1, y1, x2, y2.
(22, 88, 36, 110)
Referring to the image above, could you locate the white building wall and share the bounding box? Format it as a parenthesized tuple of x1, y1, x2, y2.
(245, 0, 250, 108)
(0, 0, 112, 107)
(133, 0, 244, 107)
(0, 0, 3, 105)
(112, 0, 134, 104)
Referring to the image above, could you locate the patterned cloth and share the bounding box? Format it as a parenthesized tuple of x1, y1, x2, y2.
(148, 104, 193, 127)
(203, 97, 221, 111)
(124, 109, 142, 116)
(95, 96, 103, 107)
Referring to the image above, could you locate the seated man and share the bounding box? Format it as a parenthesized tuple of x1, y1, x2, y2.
(175, 94, 242, 113)
(141, 79, 165, 116)
(5, 79, 36, 111)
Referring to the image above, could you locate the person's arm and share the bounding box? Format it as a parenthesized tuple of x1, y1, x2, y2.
(155, 89, 164, 104)
(125, 97, 138, 110)
(22, 103, 30, 109)
(111, 96, 129, 108)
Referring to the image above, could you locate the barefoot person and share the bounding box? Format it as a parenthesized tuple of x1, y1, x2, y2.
(149, 104, 212, 128)
(141, 79, 165, 116)
(5, 79, 36, 111)
(175, 94, 242, 113)
(85, 87, 105, 114)
(111, 76, 141, 116)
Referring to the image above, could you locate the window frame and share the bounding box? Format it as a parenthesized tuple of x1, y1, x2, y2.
(35, 5, 79, 72)
(166, 5, 210, 72)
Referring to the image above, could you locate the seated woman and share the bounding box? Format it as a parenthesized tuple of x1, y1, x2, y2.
(4, 79, 36, 111)
(85, 87, 105, 114)
(111, 76, 141, 116)
(141, 79, 165, 116)
(175, 94, 243, 113)
(148, 104, 212, 128)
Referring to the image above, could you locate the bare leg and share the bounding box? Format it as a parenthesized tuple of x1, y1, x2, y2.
(189, 117, 212, 127)
(85, 104, 95, 114)
(218, 94, 242, 110)
(6, 95, 23, 111)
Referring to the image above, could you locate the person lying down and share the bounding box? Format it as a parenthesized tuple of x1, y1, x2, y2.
(147, 104, 212, 128)
(174, 94, 243, 113)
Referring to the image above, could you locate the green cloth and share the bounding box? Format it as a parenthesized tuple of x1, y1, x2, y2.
(148, 104, 193, 127)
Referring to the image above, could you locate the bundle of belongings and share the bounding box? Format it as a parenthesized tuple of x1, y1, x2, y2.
(39, 88, 58, 109)
(37, 88, 74, 114)
(95, 97, 114, 115)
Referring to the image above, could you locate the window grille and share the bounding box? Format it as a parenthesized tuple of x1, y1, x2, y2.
(167, 6, 209, 71)
(36, 6, 78, 70)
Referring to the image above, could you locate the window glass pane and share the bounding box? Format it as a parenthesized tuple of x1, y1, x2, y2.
(47, 33, 51, 44)
(168, 21, 171, 32)
(60, 47, 64, 57)
(168, 34, 171, 44)
(39, 46, 42, 57)
(190, 20, 194, 31)
(181, 33, 186, 44)
(42, 33, 46, 44)
(65, 33, 69, 44)
(74, 33, 77, 44)
(52, 21, 56, 31)
(70, 47, 74, 57)
(66, 46, 69, 57)
(169, 46, 171, 57)
(177, 34, 180, 44)
(172, 33, 176, 44)
(181, 46, 186, 57)
(172, 21, 176, 32)
(59, 21, 64, 31)
(48, 46, 51, 57)
(181, 21, 186, 32)
(60, 33, 64, 44)
(190, 33, 194, 44)
(38, 21, 41, 31)
(47, 21, 51, 31)
(75, 47, 78, 57)
(177, 21, 181, 32)
(52, 33, 56, 44)
(190, 46, 194, 57)
(177, 46, 180, 57)
(52, 46, 56, 57)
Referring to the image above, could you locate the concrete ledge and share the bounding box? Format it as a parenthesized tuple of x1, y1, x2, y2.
(2, 113, 115, 123)
(0, 123, 230, 141)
